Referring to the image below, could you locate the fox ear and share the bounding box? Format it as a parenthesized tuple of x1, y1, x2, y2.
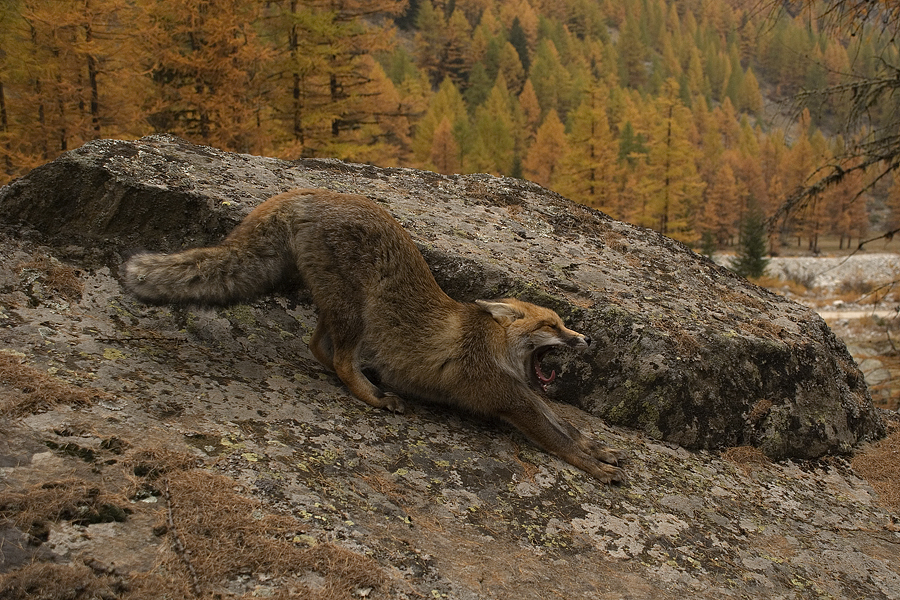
(475, 300, 524, 325)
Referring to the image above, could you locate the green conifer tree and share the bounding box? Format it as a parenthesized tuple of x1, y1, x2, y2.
(731, 203, 770, 279)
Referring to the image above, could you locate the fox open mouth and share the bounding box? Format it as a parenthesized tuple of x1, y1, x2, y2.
(531, 346, 557, 391)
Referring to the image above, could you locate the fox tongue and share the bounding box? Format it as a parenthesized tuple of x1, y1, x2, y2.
(534, 354, 556, 384)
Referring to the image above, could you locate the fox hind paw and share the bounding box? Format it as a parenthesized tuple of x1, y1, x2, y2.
(375, 392, 405, 413)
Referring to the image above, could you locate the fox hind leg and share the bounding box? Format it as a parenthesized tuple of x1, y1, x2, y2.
(308, 311, 403, 412)
(309, 322, 335, 372)
(331, 347, 404, 413)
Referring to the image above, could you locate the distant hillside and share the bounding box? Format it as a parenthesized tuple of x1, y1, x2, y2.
(1, 0, 896, 252)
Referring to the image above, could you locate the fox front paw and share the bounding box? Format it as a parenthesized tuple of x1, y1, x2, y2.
(588, 461, 627, 485)
(593, 445, 626, 466)
(580, 438, 627, 465)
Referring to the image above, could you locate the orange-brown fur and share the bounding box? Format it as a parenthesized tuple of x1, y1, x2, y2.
(124, 189, 625, 483)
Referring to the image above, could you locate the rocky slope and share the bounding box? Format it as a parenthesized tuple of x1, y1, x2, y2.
(0, 135, 897, 599)
(0, 134, 884, 459)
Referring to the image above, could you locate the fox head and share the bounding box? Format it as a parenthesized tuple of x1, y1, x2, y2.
(476, 298, 591, 392)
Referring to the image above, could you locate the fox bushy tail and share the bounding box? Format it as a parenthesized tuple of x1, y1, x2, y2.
(123, 239, 295, 306)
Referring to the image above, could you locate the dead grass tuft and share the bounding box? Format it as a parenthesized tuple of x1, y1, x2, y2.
(852, 422, 900, 512)
(123, 447, 203, 480)
(0, 562, 126, 600)
(0, 352, 115, 417)
(722, 445, 771, 474)
(17, 253, 84, 301)
(0, 478, 130, 533)
(753, 275, 809, 296)
(1, 451, 388, 600)
(153, 469, 386, 598)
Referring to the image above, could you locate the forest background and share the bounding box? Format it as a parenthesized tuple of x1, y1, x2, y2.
(1, 0, 898, 254)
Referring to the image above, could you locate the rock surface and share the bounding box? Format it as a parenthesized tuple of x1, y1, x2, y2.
(0, 135, 898, 598)
(0, 134, 884, 459)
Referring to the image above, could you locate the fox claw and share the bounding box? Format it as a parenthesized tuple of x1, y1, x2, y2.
(595, 446, 626, 465)
(378, 392, 405, 413)
(581, 439, 626, 465)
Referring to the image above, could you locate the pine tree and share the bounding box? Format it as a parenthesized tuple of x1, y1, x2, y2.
(732, 204, 770, 279)
(508, 17, 531, 73)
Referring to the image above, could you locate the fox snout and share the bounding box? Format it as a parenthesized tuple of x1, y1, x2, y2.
(568, 334, 591, 349)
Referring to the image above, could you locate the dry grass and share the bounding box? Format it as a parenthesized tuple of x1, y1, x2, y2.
(0, 563, 127, 600)
(0, 478, 129, 533)
(146, 468, 386, 599)
(0, 352, 114, 418)
(852, 422, 900, 513)
(722, 445, 771, 475)
(17, 253, 84, 302)
(0, 446, 388, 600)
(751, 275, 809, 297)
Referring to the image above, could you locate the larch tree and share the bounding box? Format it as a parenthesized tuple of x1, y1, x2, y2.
(430, 115, 461, 173)
(0, 0, 146, 180)
(634, 79, 705, 242)
(518, 78, 542, 145)
(556, 89, 620, 212)
(469, 76, 516, 175)
(444, 8, 475, 85)
(413, 0, 448, 86)
(263, 0, 406, 158)
(825, 159, 867, 249)
(411, 77, 468, 166)
(765, 0, 900, 245)
(617, 11, 647, 89)
(139, 0, 274, 153)
(522, 109, 568, 188)
(528, 39, 571, 118)
(700, 161, 739, 247)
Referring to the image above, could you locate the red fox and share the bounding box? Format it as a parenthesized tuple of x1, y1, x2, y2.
(124, 188, 625, 483)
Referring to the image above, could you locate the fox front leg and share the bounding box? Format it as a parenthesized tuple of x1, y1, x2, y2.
(503, 400, 626, 484)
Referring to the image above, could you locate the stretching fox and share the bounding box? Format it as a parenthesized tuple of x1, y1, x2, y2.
(124, 188, 625, 483)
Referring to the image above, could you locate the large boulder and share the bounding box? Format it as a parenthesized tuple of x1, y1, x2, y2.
(0, 134, 884, 458)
